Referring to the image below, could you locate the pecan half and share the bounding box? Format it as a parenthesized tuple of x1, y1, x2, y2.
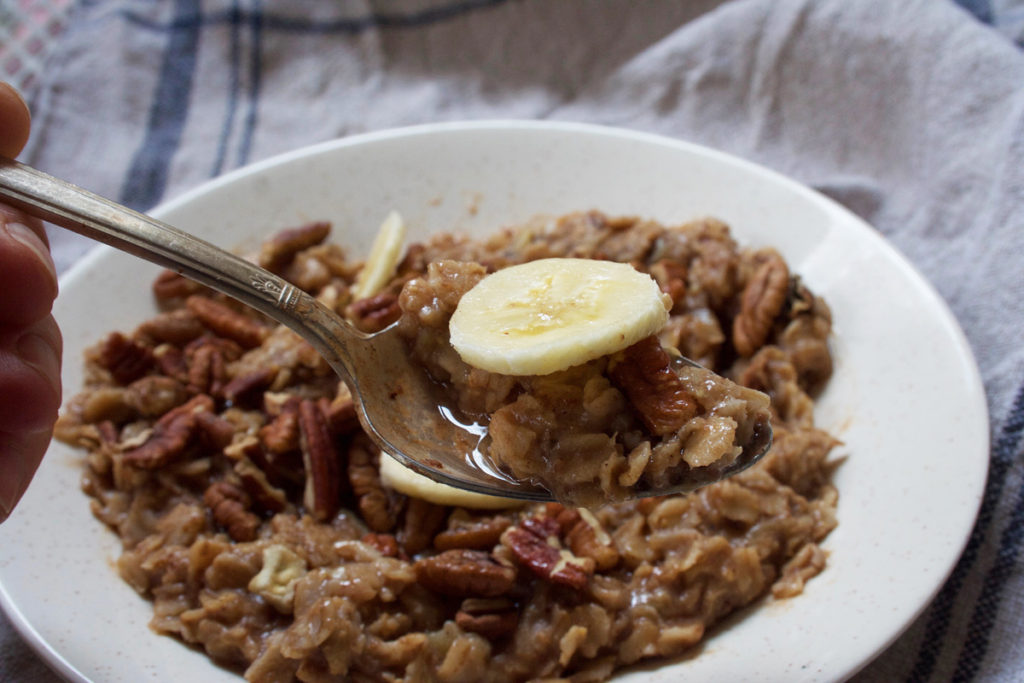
(223, 367, 278, 408)
(455, 598, 519, 640)
(260, 397, 301, 455)
(186, 295, 268, 349)
(258, 221, 331, 272)
(414, 549, 517, 597)
(609, 335, 698, 435)
(361, 532, 403, 559)
(500, 516, 594, 590)
(348, 434, 400, 533)
(195, 411, 237, 450)
(135, 309, 205, 346)
(121, 395, 214, 469)
(435, 511, 514, 551)
(235, 458, 288, 513)
(346, 292, 401, 333)
(203, 480, 260, 542)
(400, 498, 449, 556)
(186, 342, 228, 397)
(98, 332, 154, 384)
(299, 399, 341, 521)
(733, 251, 789, 357)
(152, 269, 206, 302)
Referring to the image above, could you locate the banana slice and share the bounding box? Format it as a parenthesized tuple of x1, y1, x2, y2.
(378, 453, 524, 509)
(351, 210, 406, 300)
(449, 258, 671, 376)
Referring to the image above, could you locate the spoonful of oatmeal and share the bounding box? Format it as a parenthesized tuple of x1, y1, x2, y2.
(0, 157, 772, 507)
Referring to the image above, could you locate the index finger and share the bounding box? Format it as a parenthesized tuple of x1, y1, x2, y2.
(0, 82, 31, 158)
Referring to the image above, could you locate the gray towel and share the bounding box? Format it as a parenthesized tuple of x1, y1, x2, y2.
(4, 1, 1023, 680)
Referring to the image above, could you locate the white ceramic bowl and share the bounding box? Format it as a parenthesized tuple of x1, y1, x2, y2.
(0, 121, 988, 682)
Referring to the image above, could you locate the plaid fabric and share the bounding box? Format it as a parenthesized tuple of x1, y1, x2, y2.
(0, 0, 73, 94)
(3, 1, 1024, 681)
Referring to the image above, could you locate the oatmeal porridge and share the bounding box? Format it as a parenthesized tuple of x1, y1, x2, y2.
(56, 211, 839, 682)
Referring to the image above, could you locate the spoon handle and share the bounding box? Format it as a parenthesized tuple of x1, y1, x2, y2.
(0, 156, 361, 382)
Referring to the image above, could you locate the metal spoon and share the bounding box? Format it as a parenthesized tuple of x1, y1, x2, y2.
(0, 156, 771, 502)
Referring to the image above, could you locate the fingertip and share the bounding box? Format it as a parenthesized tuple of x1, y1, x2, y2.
(0, 428, 53, 522)
(0, 82, 31, 158)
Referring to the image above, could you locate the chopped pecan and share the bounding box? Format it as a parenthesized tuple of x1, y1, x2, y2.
(400, 497, 449, 556)
(98, 332, 154, 384)
(649, 259, 688, 310)
(501, 516, 594, 590)
(435, 511, 514, 551)
(565, 508, 619, 571)
(186, 342, 227, 397)
(203, 481, 260, 542)
(235, 458, 288, 513)
(258, 221, 331, 272)
(260, 397, 301, 454)
(414, 550, 517, 597)
(135, 309, 205, 346)
(96, 420, 119, 445)
(223, 367, 278, 408)
(361, 532, 403, 559)
(186, 295, 268, 349)
(346, 292, 401, 333)
(455, 598, 519, 640)
(299, 399, 341, 521)
(153, 344, 189, 383)
(348, 434, 401, 533)
(124, 375, 189, 418)
(152, 269, 206, 302)
(318, 394, 359, 436)
(732, 251, 789, 357)
(195, 411, 237, 450)
(609, 335, 698, 435)
(121, 395, 214, 469)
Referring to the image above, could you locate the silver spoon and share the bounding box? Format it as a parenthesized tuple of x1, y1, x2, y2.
(0, 156, 771, 502)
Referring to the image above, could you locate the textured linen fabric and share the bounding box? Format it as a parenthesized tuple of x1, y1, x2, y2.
(3, 1, 1023, 681)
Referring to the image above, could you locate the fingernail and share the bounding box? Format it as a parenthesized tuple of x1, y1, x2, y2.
(17, 331, 62, 385)
(4, 220, 57, 288)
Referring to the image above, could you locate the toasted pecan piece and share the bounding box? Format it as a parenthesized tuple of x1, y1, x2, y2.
(203, 480, 261, 542)
(609, 335, 698, 435)
(414, 549, 517, 597)
(455, 598, 519, 640)
(121, 394, 214, 469)
(298, 399, 341, 521)
(186, 295, 268, 349)
(733, 251, 789, 357)
(258, 221, 331, 272)
(500, 516, 594, 590)
(98, 332, 154, 385)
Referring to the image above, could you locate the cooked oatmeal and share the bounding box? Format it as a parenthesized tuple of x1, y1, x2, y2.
(56, 211, 839, 682)
(398, 258, 773, 507)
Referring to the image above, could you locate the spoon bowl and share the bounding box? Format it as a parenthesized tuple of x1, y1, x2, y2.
(0, 156, 771, 501)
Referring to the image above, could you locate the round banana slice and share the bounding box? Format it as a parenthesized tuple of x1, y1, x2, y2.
(351, 210, 406, 300)
(449, 258, 671, 376)
(378, 453, 524, 509)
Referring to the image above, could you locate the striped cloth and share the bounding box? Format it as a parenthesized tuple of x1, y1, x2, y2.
(3, 1, 1024, 681)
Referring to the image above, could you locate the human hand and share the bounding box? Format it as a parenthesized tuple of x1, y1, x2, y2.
(0, 82, 62, 522)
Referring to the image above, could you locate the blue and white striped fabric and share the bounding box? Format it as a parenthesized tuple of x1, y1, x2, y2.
(3, 1, 1023, 681)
